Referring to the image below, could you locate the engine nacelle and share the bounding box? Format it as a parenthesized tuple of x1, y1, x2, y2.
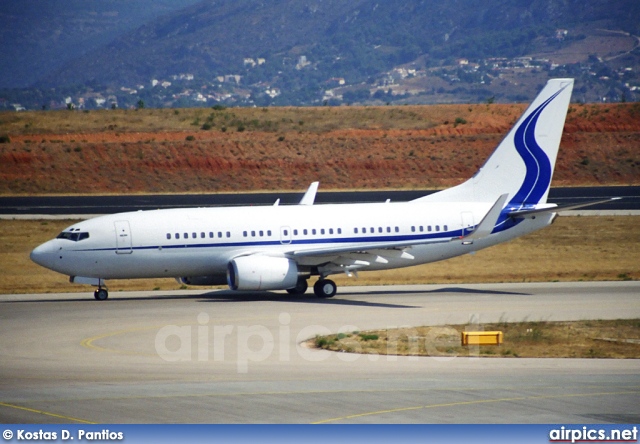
(179, 275, 227, 286)
(227, 256, 299, 291)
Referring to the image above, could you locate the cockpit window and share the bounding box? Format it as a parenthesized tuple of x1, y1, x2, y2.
(56, 232, 90, 242)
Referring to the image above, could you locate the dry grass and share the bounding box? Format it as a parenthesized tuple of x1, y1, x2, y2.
(2, 103, 639, 195)
(2, 102, 637, 136)
(312, 319, 640, 359)
(0, 105, 520, 135)
(0, 216, 638, 295)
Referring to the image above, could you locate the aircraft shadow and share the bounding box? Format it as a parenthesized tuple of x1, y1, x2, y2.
(197, 290, 419, 309)
(2, 286, 529, 306)
(1, 290, 417, 308)
(338, 286, 531, 297)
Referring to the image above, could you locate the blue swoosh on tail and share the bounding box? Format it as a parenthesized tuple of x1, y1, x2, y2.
(493, 87, 566, 233)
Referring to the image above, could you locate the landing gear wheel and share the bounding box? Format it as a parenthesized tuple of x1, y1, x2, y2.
(286, 279, 308, 295)
(94, 288, 109, 301)
(314, 279, 337, 298)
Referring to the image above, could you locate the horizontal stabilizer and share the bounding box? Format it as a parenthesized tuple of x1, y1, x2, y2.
(508, 197, 621, 218)
(462, 194, 509, 241)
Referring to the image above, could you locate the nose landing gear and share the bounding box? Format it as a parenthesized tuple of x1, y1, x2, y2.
(94, 287, 109, 301)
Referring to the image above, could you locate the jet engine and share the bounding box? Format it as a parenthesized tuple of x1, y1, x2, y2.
(227, 256, 299, 291)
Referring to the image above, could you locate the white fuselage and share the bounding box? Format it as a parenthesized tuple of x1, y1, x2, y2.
(31, 200, 553, 281)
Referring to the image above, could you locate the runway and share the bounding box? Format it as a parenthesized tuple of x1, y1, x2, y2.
(1, 186, 638, 215)
(1, 282, 638, 424)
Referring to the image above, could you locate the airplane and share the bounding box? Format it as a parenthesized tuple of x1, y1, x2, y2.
(30, 78, 618, 300)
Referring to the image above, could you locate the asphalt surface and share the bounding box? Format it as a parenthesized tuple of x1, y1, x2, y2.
(1, 282, 638, 424)
(1, 186, 638, 215)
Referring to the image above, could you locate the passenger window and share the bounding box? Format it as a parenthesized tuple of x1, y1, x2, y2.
(436, 225, 440, 232)
(226, 232, 231, 238)
(395, 227, 399, 233)
(184, 233, 188, 239)
(387, 227, 391, 233)
(444, 225, 448, 231)
(167, 233, 171, 240)
(338, 228, 342, 234)
(321, 229, 325, 235)
(312, 229, 317, 235)
(176, 233, 180, 239)
(419, 226, 424, 232)
(243, 231, 248, 237)
(411, 226, 415, 232)
(354, 228, 358, 234)
(259, 230, 264, 237)
(201, 232, 205, 238)
(329, 228, 334, 234)
(284, 229, 289, 236)
(428, 226, 432, 232)
(251, 231, 256, 237)
(268, 230, 272, 236)
(192, 233, 196, 239)
(293, 229, 298, 236)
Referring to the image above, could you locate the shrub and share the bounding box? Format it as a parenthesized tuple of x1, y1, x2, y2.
(185, 135, 196, 141)
(0, 135, 10, 143)
(453, 117, 467, 127)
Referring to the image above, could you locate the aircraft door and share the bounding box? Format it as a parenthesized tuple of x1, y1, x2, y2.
(280, 226, 292, 245)
(461, 212, 474, 237)
(114, 220, 133, 254)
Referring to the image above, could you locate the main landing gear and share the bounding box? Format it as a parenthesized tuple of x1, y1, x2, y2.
(286, 278, 309, 295)
(286, 278, 337, 298)
(313, 279, 337, 298)
(94, 287, 109, 301)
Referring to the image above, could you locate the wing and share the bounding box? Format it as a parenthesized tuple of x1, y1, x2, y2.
(286, 194, 509, 276)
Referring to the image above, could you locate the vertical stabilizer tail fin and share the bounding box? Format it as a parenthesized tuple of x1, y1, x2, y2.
(415, 78, 574, 206)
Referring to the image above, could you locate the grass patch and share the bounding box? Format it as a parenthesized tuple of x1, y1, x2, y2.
(311, 319, 640, 359)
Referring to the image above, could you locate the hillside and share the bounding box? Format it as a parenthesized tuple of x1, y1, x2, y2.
(0, 0, 202, 89)
(41, 0, 640, 87)
(2, 0, 639, 109)
(1, 102, 638, 195)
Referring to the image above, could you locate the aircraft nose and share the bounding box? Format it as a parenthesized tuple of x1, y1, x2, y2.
(30, 241, 59, 269)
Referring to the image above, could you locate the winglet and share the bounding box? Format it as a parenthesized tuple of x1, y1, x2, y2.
(461, 193, 509, 242)
(299, 182, 319, 205)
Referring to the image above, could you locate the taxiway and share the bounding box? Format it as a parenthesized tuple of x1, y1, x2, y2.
(0, 281, 638, 424)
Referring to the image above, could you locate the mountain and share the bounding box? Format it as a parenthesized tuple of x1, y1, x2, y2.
(0, 0, 203, 88)
(3, 0, 639, 107)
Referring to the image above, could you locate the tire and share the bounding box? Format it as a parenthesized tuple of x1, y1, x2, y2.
(313, 279, 337, 298)
(94, 288, 109, 301)
(286, 279, 308, 295)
